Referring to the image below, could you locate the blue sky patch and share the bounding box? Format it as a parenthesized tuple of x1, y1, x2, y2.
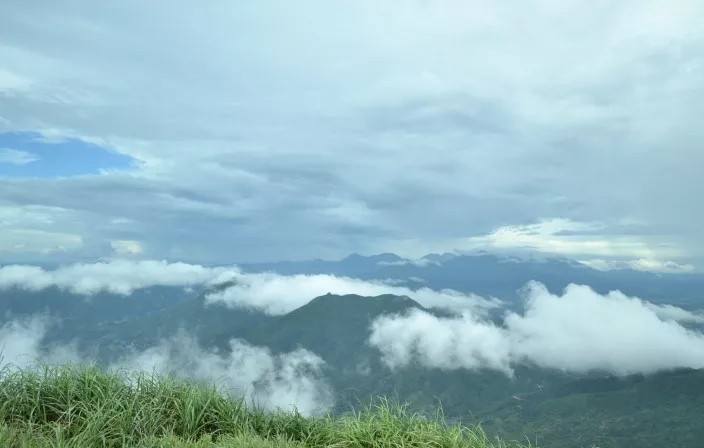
(0, 132, 135, 179)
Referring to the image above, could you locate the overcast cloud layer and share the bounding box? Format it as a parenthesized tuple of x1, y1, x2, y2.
(0, 1, 702, 267)
(370, 282, 704, 376)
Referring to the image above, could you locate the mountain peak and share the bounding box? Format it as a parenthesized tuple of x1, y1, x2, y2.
(421, 252, 458, 263)
(342, 253, 403, 263)
(305, 293, 423, 311)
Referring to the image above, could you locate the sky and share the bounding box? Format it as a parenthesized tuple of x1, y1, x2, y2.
(0, 0, 702, 269)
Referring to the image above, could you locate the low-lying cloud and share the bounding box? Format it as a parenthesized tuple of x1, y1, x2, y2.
(0, 260, 498, 316)
(644, 303, 704, 324)
(205, 272, 500, 315)
(370, 309, 512, 374)
(370, 282, 704, 376)
(0, 315, 81, 368)
(581, 258, 696, 274)
(0, 314, 333, 415)
(377, 258, 439, 267)
(112, 332, 333, 415)
(0, 260, 231, 295)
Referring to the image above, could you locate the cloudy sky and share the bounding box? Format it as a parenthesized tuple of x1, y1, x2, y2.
(0, 0, 702, 268)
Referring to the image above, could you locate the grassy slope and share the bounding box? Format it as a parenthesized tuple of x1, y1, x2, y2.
(0, 364, 525, 448)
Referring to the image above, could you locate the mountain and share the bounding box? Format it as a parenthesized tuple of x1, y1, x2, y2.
(64, 289, 564, 416)
(241, 253, 404, 277)
(479, 368, 704, 448)
(242, 252, 704, 308)
(0, 286, 194, 324)
(64, 282, 274, 360)
(5, 253, 704, 447)
(207, 292, 575, 417)
(8, 285, 704, 447)
(421, 252, 459, 263)
(239, 293, 422, 367)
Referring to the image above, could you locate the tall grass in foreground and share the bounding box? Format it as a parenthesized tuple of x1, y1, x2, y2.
(0, 364, 528, 448)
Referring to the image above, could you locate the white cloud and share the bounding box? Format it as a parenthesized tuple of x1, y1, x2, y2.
(0, 314, 332, 415)
(645, 302, 704, 324)
(581, 258, 696, 273)
(506, 282, 704, 375)
(110, 217, 134, 225)
(110, 239, 143, 256)
(369, 281, 704, 376)
(0, 204, 70, 225)
(0, 316, 81, 369)
(0, 229, 83, 254)
(112, 332, 333, 415)
(205, 271, 500, 315)
(369, 309, 512, 374)
(0, 68, 31, 91)
(0, 205, 86, 256)
(375, 221, 694, 270)
(378, 258, 439, 267)
(0, 260, 232, 295)
(464, 219, 672, 259)
(0, 148, 40, 165)
(0, 260, 500, 315)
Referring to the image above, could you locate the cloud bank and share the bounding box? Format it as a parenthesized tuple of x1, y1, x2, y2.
(0, 260, 231, 295)
(369, 282, 704, 376)
(112, 332, 333, 415)
(0, 315, 81, 368)
(580, 258, 696, 273)
(0, 315, 333, 415)
(369, 309, 512, 374)
(205, 272, 500, 315)
(0, 259, 499, 315)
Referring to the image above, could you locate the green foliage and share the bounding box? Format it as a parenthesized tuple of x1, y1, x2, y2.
(476, 369, 704, 448)
(12, 291, 704, 447)
(0, 364, 523, 448)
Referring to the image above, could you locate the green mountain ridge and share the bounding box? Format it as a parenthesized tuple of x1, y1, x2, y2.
(5, 284, 704, 447)
(240, 293, 424, 360)
(480, 368, 704, 448)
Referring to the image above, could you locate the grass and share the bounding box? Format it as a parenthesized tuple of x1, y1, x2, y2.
(0, 363, 529, 448)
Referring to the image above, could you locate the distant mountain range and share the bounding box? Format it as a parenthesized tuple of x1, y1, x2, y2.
(242, 252, 704, 308)
(3, 251, 704, 447)
(65, 287, 704, 448)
